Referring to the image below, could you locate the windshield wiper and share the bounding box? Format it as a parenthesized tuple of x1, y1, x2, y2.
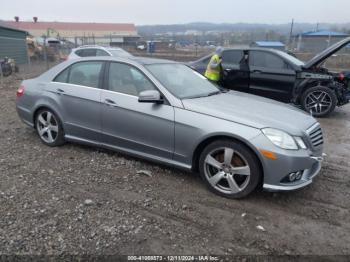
(207, 91, 221, 96)
(184, 91, 221, 99)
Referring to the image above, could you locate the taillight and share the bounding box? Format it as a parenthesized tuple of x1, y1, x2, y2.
(16, 85, 25, 97)
(338, 73, 345, 82)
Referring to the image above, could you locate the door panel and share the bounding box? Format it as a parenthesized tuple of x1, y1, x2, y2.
(101, 92, 175, 159)
(249, 51, 296, 102)
(101, 62, 175, 159)
(221, 50, 249, 92)
(49, 82, 102, 141)
(49, 61, 104, 141)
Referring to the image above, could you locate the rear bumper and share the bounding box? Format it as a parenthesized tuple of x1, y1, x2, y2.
(16, 104, 34, 127)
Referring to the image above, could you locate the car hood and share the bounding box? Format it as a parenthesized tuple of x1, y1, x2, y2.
(303, 36, 350, 69)
(182, 91, 317, 135)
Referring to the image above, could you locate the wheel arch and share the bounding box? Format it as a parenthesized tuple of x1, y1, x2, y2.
(32, 101, 64, 129)
(295, 79, 334, 103)
(191, 134, 265, 186)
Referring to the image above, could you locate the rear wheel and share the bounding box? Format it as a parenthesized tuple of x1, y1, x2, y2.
(199, 140, 262, 199)
(35, 109, 65, 146)
(301, 86, 337, 117)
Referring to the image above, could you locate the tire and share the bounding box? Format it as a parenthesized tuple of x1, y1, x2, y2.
(1, 65, 12, 77)
(301, 86, 337, 117)
(35, 109, 65, 147)
(198, 139, 262, 199)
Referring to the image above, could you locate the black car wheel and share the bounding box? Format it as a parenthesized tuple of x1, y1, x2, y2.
(301, 86, 337, 117)
(199, 140, 262, 199)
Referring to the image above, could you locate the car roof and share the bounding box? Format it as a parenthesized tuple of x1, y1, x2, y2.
(221, 47, 287, 54)
(129, 56, 176, 65)
(68, 56, 177, 65)
(194, 47, 291, 62)
(75, 45, 124, 51)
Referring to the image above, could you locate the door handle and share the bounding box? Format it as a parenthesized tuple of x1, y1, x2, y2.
(105, 99, 117, 105)
(56, 88, 65, 95)
(253, 70, 262, 74)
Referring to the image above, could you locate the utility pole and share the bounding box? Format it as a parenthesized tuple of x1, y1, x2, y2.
(289, 19, 294, 49)
(42, 35, 49, 70)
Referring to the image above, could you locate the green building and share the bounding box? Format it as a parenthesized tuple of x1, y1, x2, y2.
(0, 22, 28, 64)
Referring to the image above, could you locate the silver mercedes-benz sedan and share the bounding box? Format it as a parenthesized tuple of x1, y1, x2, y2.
(16, 56, 325, 198)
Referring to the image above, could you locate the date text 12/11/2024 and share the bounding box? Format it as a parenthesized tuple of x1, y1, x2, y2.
(127, 255, 219, 261)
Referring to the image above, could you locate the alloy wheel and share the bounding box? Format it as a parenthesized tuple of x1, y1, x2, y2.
(204, 147, 251, 194)
(36, 111, 59, 144)
(305, 91, 332, 115)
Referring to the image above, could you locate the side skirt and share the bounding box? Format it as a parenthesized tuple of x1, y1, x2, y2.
(64, 135, 193, 172)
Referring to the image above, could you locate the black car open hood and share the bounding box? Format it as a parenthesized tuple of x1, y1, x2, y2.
(303, 36, 350, 69)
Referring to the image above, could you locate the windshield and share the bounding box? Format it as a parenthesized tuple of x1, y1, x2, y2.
(146, 64, 220, 99)
(108, 49, 132, 57)
(276, 50, 305, 66)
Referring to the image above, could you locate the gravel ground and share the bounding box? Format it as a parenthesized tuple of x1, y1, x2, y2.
(0, 69, 349, 257)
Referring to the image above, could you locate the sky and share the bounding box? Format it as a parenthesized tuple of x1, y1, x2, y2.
(1, 0, 350, 25)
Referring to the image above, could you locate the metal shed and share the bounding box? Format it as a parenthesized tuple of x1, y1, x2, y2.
(293, 30, 350, 53)
(0, 22, 28, 64)
(250, 41, 286, 51)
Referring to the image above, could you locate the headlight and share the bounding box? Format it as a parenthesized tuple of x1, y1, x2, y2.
(294, 137, 307, 149)
(262, 128, 299, 150)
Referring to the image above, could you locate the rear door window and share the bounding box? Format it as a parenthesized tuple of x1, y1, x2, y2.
(69, 62, 103, 88)
(53, 67, 69, 83)
(222, 50, 244, 67)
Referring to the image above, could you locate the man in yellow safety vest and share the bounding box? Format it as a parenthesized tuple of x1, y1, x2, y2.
(205, 47, 224, 84)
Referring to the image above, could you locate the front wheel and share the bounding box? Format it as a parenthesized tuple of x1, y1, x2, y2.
(199, 140, 262, 199)
(301, 86, 337, 117)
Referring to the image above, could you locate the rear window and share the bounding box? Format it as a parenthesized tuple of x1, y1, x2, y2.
(53, 61, 103, 88)
(75, 49, 97, 57)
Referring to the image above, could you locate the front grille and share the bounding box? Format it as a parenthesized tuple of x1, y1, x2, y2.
(307, 124, 323, 148)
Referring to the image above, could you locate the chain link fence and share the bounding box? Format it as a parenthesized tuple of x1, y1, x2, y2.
(2, 42, 350, 86)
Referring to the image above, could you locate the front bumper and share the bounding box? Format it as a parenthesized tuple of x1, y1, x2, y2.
(250, 133, 325, 192)
(263, 154, 325, 191)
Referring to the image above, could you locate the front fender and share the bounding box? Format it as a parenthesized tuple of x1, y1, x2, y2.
(173, 107, 263, 168)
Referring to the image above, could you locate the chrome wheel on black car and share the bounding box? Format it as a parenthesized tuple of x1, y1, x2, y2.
(301, 86, 337, 118)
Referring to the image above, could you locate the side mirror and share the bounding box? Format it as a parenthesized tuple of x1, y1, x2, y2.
(138, 90, 163, 104)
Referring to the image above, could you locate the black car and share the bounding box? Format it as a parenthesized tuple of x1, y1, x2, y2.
(189, 38, 350, 117)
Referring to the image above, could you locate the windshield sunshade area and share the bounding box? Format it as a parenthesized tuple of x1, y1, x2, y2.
(146, 64, 219, 99)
